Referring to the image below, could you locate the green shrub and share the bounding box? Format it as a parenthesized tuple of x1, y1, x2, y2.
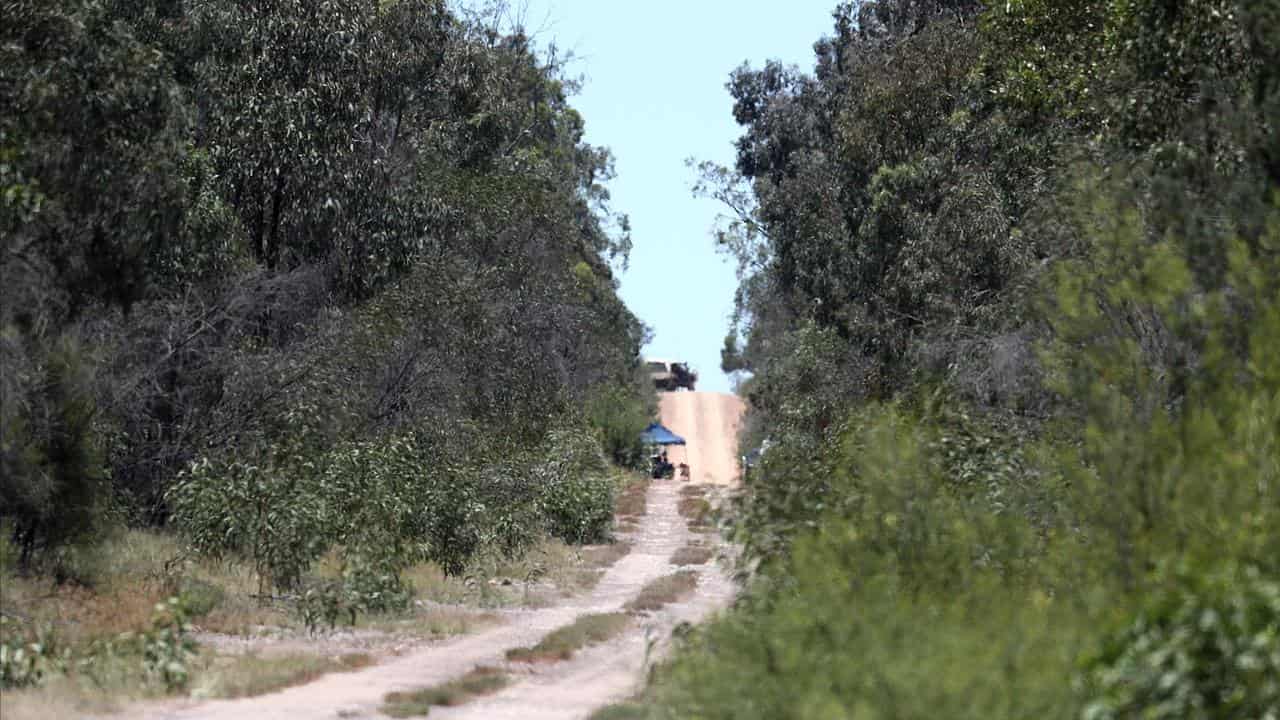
(0, 338, 109, 570)
(0, 617, 68, 689)
(169, 447, 332, 594)
(177, 577, 225, 619)
(1083, 567, 1280, 720)
(586, 382, 655, 470)
(1, 597, 196, 693)
(651, 200, 1280, 720)
(539, 473, 615, 545)
(137, 597, 197, 691)
(654, 544, 1081, 720)
(341, 557, 414, 615)
(534, 428, 615, 544)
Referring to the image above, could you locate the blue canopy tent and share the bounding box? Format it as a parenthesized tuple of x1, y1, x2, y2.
(641, 423, 686, 479)
(640, 422, 686, 446)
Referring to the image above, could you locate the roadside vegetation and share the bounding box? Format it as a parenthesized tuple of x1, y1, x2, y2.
(505, 612, 632, 663)
(669, 543, 714, 567)
(380, 665, 510, 718)
(624, 571, 699, 613)
(0, 0, 656, 708)
(676, 485, 713, 532)
(196, 652, 374, 700)
(639, 0, 1280, 718)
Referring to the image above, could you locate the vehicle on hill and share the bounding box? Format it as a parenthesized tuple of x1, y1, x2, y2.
(647, 358, 697, 391)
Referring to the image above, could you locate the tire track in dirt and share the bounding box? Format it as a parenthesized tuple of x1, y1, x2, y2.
(131, 392, 742, 720)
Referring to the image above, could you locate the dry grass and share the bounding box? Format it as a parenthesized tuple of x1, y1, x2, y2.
(398, 561, 477, 605)
(0, 528, 298, 640)
(505, 612, 631, 663)
(580, 540, 632, 568)
(624, 571, 699, 612)
(364, 605, 498, 638)
(400, 536, 622, 609)
(194, 652, 373, 699)
(380, 665, 510, 717)
(669, 543, 714, 567)
(564, 539, 632, 593)
(0, 674, 133, 720)
(614, 475, 650, 520)
(677, 485, 714, 531)
(0, 579, 165, 645)
(0, 528, 504, 717)
(0, 531, 195, 646)
(0, 506, 644, 714)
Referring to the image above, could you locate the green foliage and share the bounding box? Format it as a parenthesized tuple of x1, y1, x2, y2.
(168, 424, 334, 593)
(3, 0, 645, 572)
(1041, 197, 1280, 583)
(586, 380, 656, 470)
(657, 4, 1280, 716)
(0, 338, 108, 569)
(0, 597, 195, 693)
(1084, 568, 1280, 720)
(171, 424, 621, 610)
(135, 597, 197, 691)
(0, 617, 69, 689)
(175, 577, 225, 620)
(536, 428, 616, 544)
(654, 406, 1079, 720)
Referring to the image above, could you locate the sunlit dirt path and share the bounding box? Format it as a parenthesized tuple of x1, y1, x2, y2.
(127, 392, 743, 720)
(658, 391, 745, 486)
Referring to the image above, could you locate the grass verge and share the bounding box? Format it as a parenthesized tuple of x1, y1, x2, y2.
(505, 612, 632, 663)
(614, 475, 650, 520)
(677, 486, 713, 531)
(624, 571, 700, 613)
(669, 543, 714, 567)
(571, 539, 633, 591)
(401, 535, 630, 608)
(197, 652, 373, 699)
(380, 665, 510, 717)
(589, 702, 650, 720)
(363, 605, 497, 638)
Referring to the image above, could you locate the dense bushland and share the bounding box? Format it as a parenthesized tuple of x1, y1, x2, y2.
(653, 0, 1280, 717)
(1, 0, 651, 664)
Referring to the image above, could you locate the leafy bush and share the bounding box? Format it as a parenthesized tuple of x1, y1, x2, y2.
(169, 441, 332, 594)
(1083, 568, 1280, 720)
(652, 411, 1080, 719)
(0, 617, 68, 689)
(535, 427, 615, 544)
(0, 597, 195, 693)
(173, 422, 622, 612)
(586, 382, 655, 470)
(0, 339, 108, 570)
(176, 577, 226, 619)
(340, 557, 414, 615)
(137, 598, 197, 691)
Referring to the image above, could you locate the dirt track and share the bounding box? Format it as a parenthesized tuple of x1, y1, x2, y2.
(659, 391, 745, 486)
(127, 392, 743, 720)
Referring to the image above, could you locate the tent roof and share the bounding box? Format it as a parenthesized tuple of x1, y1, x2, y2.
(640, 422, 686, 446)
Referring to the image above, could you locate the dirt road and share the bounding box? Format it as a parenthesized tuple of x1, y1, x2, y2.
(659, 391, 745, 485)
(130, 392, 743, 720)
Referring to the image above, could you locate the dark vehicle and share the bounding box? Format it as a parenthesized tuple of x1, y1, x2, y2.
(651, 453, 675, 479)
(647, 359, 697, 391)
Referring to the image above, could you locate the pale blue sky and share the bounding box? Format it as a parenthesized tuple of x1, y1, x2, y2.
(513, 2, 837, 394)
